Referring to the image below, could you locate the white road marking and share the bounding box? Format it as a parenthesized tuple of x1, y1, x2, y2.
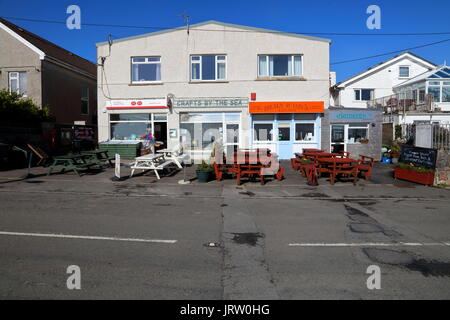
(0, 231, 177, 244)
(288, 242, 450, 247)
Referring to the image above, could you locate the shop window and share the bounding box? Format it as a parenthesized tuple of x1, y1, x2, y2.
(278, 125, 290, 141)
(258, 55, 302, 77)
(399, 66, 410, 78)
(109, 113, 166, 140)
(8, 72, 27, 95)
(295, 123, 315, 141)
(81, 87, 89, 115)
(354, 89, 374, 101)
(131, 57, 161, 83)
(294, 114, 316, 120)
(254, 123, 273, 141)
(180, 112, 240, 150)
(191, 55, 227, 81)
(347, 124, 368, 143)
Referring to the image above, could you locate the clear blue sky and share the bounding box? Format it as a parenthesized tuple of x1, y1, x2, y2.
(1, 0, 449, 81)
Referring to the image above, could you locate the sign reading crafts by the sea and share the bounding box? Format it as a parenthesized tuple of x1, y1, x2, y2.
(249, 101, 324, 114)
(106, 99, 168, 110)
(174, 98, 249, 108)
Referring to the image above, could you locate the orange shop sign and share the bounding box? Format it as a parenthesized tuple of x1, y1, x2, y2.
(249, 101, 324, 114)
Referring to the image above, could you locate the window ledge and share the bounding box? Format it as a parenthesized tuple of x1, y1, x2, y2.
(256, 76, 306, 81)
(129, 82, 163, 86)
(189, 80, 229, 84)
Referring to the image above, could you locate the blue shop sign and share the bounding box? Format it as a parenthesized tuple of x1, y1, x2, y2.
(330, 110, 375, 123)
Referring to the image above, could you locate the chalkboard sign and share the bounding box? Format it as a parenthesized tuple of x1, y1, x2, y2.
(399, 145, 437, 169)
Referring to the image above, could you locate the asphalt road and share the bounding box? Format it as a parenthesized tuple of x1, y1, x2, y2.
(1, 166, 450, 299)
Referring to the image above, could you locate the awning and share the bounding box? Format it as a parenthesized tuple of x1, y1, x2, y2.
(249, 101, 324, 114)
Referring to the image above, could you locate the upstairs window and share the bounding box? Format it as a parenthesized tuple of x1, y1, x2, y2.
(9, 72, 27, 95)
(131, 57, 161, 83)
(191, 55, 227, 81)
(258, 55, 302, 77)
(399, 66, 410, 78)
(354, 89, 374, 101)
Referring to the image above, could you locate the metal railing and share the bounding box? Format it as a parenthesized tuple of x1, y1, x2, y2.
(367, 92, 433, 113)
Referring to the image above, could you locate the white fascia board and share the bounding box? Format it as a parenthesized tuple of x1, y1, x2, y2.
(337, 52, 435, 88)
(0, 21, 45, 60)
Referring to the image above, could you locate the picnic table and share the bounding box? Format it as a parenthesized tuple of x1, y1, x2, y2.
(129, 153, 178, 180)
(316, 157, 359, 185)
(47, 154, 96, 176)
(80, 150, 114, 168)
(156, 148, 184, 169)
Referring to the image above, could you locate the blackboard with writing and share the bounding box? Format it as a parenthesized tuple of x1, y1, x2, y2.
(399, 145, 437, 169)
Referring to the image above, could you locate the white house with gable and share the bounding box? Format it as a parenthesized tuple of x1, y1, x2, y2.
(331, 52, 436, 108)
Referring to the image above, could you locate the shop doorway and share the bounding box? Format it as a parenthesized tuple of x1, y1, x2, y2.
(277, 121, 292, 159)
(154, 122, 167, 150)
(331, 125, 345, 153)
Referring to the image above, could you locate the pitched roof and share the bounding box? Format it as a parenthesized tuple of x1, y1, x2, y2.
(394, 65, 450, 88)
(96, 20, 331, 46)
(336, 51, 436, 88)
(0, 18, 96, 76)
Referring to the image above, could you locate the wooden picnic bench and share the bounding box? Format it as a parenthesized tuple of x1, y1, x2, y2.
(317, 157, 359, 185)
(129, 153, 178, 180)
(47, 154, 97, 176)
(356, 155, 375, 180)
(27, 144, 50, 167)
(80, 150, 114, 168)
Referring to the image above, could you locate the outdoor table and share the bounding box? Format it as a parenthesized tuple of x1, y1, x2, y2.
(130, 153, 177, 180)
(47, 154, 95, 176)
(316, 157, 359, 185)
(81, 150, 114, 167)
(157, 148, 183, 169)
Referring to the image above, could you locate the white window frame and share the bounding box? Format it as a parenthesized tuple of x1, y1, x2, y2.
(109, 113, 167, 140)
(190, 55, 227, 81)
(257, 55, 303, 78)
(131, 56, 161, 83)
(354, 89, 374, 101)
(294, 121, 316, 142)
(399, 65, 410, 78)
(346, 123, 369, 144)
(253, 121, 274, 142)
(8, 71, 27, 96)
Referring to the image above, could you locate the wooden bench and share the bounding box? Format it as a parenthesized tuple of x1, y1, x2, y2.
(356, 155, 375, 180)
(47, 154, 96, 176)
(330, 161, 359, 185)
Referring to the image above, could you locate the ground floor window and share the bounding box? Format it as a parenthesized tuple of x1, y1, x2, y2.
(179, 112, 241, 151)
(109, 113, 167, 142)
(347, 123, 369, 143)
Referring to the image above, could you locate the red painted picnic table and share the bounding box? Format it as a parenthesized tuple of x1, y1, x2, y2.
(316, 157, 360, 185)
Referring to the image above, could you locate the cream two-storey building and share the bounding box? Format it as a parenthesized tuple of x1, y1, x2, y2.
(97, 21, 330, 159)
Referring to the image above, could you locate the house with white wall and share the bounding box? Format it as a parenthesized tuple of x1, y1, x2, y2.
(331, 52, 436, 108)
(96, 20, 331, 160)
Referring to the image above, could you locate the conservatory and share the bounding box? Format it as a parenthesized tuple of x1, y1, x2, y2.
(393, 65, 450, 112)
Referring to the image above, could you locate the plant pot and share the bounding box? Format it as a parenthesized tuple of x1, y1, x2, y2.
(196, 170, 212, 183)
(394, 167, 435, 185)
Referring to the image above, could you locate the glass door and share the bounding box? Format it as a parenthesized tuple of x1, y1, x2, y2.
(277, 121, 292, 159)
(331, 125, 345, 153)
(225, 123, 239, 156)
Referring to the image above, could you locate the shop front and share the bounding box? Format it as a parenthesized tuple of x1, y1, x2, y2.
(323, 108, 383, 161)
(104, 98, 169, 154)
(173, 97, 249, 160)
(249, 101, 324, 159)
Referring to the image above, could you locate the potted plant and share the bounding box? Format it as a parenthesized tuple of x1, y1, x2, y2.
(196, 160, 213, 182)
(391, 142, 400, 164)
(394, 162, 435, 185)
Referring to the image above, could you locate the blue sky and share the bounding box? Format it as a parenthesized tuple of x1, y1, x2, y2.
(1, 0, 449, 81)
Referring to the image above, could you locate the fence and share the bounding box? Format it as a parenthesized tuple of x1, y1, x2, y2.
(433, 124, 450, 150)
(367, 92, 433, 113)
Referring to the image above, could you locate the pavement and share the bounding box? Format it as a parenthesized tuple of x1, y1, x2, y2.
(0, 160, 450, 299)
